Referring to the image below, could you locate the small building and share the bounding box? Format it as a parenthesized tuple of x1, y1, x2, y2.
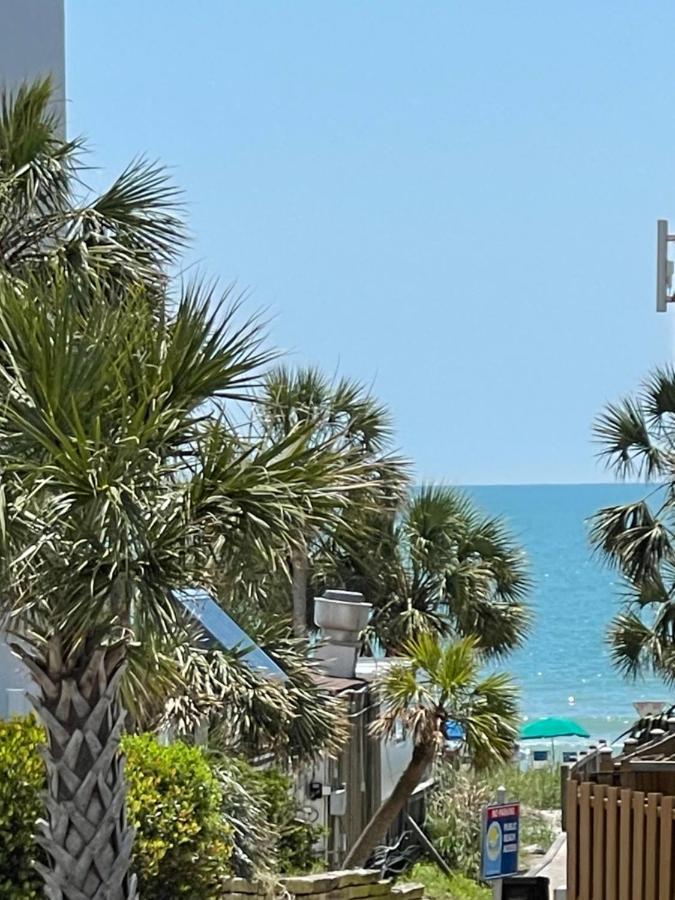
(296, 590, 431, 867)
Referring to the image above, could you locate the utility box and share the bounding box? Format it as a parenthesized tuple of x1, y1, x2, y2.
(329, 785, 347, 817)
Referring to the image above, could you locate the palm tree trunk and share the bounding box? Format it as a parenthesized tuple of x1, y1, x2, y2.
(291, 541, 309, 636)
(343, 742, 433, 869)
(17, 638, 138, 899)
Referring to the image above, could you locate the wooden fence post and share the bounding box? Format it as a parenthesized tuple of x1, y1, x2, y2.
(592, 784, 606, 899)
(632, 791, 645, 900)
(579, 782, 592, 900)
(566, 778, 578, 900)
(605, 786, 619, 900)
(644, 793, 660, 900)
(561, 763, 570, 832)
(619, 788, 632, 900)
(659, 795, 673, 900)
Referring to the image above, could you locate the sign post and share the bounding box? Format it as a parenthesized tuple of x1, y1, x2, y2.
(481, 789, 520, 899)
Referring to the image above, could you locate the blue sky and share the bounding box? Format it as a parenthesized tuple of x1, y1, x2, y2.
(66, 2, 675, 484)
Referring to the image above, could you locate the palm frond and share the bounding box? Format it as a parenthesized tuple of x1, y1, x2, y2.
(0, 79, 184, 287)
(593, 368, 675, 685)
(590, 501, 673, 583)
(594, 398, 663, 479)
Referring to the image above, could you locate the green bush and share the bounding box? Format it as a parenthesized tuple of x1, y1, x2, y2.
(0, 719, 234, 898)
(226, 758, 321, 874)
(0, 717, 322, 893)
(123, 734, 233, 898)
(0, 717, 45, 899)
(210, 755, 277, 878)
(258, 766, 320, 873)
(519, 812, 554, 852)
(485, 763, 558, 858)
(410, 863, 490, 900)
(427, 766, 490, 878)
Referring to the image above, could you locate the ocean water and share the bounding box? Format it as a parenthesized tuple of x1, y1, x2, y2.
(463, 483, 673, 745)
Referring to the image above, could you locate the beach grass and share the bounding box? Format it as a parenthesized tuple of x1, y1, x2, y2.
(486, 764, 560, 810)
(409, 863, 490, 900)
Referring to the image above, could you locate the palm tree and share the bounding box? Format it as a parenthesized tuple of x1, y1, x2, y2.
(0, 79, 184, 289)
(591, 366, 675, 683)
(343, 634, 519, 867)
(341, 485, 532, 655)
(252, 365, 409, 634)
(0, 277, 370, 899)
(0, 78, 366, 897)
(122, 619, 348, 763)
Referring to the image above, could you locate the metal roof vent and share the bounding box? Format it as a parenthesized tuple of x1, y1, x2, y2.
(314, 589, 371, 678)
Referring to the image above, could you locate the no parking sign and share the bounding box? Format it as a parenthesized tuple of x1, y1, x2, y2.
(481, 801, 520, 881)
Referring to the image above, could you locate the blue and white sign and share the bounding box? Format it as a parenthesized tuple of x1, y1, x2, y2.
(481, 801, 520, 880)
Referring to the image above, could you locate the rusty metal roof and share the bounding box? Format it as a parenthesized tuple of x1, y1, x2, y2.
(309, 672, 368, 695)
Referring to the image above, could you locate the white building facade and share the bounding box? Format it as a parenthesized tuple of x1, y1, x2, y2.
(0, 0, 65, 104)
(0, 0, 65, 717)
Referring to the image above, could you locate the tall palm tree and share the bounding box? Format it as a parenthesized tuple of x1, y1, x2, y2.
(252, 365, 409, 634)
(0, 78, 364, 898)
(339, 485, 532, 655)
(591, 366, 675, 683)
(0, 277, 370, 899)
(343, 634, 519, 867)
(0, 79, 184, 289)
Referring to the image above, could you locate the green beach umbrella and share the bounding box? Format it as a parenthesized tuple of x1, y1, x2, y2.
(519, 716, 590, 741)
(519, 716, 590, 761)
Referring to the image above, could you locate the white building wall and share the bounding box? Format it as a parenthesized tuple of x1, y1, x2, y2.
(0, 0, 66, 716)
(0, 640, 32, 717)
(380, 735, 415, 802)
(0, 0, 65, 110)
(354, 658, 417, 802)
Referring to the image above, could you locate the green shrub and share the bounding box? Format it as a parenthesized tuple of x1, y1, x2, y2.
(210, 755, 277, 878)
(0, 719, 234, 898)
(0, 717, 320, 891)
(427, 761, 561, 886)
(519, 811, 554, 851)
(485, 763, 558, 859)
(122, 734, 232, 899)
(0, 717, 45, 899)
(259, 767, 320, 873)
(426, 766, 490, 878)
(226, 758, 321, 874)
(410, 863, 490, 900)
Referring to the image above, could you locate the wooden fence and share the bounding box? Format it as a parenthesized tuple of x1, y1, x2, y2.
(566, 780, 675, 900)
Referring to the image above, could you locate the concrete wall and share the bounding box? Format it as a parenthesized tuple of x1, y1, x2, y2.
(0, 0, 66, 128)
